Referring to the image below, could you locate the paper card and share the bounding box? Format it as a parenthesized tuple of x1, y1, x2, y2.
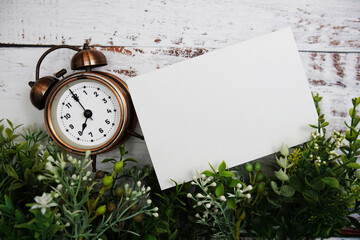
(127, 28, 318, 190)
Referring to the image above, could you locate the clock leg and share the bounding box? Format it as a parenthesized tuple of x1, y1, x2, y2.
(91, 155, 97, 172)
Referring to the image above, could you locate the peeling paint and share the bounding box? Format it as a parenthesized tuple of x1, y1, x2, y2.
(356, 54, 360, 81)
(331, 110, 347, 117)
(154, 38, 161, 43)
(151, 47, 209, 58)
(100, 47, 133, 56)
(308, 79, 327, 86)
(113, 69, 137, 77)
(332, 53, 345, 78)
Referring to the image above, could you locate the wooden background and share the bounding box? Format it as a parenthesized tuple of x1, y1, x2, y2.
(0, 0, 359, 171)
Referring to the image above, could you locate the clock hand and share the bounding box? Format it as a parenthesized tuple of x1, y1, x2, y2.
(69, 88, 93, 120)
(81, 109, 93, 134)
(81, 118, 88, 134)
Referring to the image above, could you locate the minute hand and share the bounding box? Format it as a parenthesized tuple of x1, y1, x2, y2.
(69, 89, 86, 110)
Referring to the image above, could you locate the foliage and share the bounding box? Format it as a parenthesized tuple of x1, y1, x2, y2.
(186, 160, 265, 239)
(1, 94, 359, 240)
(268, 94, 360, 239)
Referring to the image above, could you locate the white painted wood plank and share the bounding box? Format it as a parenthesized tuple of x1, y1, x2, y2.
(0, 47, 359, 168)
(1, 0, 359, 51)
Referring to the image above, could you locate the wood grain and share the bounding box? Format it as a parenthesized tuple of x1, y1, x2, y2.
(0, 0, 359, 168)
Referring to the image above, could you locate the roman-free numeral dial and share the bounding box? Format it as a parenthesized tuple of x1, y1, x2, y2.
(45, 72, 134, 155)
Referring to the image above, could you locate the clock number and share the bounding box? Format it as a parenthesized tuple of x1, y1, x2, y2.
(99, 128, 104, 133)
(78, 131, 83, 136)
(105, 119, 110, 125)
(69, 124, 74, 129)
(83, 90, 88, 95)
(65, 102, 72, 109)
(94, 92, 99, 97)
(64, 113, 71, 120)
(107, 109, 112, 113)
(88, 132, 93, 137)
(102, 98, 107, 104)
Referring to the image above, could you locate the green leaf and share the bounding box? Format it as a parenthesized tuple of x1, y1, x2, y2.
(4, 195, 14, 211)
(145, 233, 157, 240)
(271, 181, 281, 195)
(9, 182, 25, 191)
(5, 128, 13, 139)
(275, 169, 289, 182)
(220, 171, 234, 178)
(202, 170, 215, 177)
(123, 158, 137, 163)
(4, 164, 19, 179)
(280, 185, 295, 197)
(101, 158, 115, 163)
(349, 108, 356, 117)
(14, 209, 26, 223)
(289, 175, 302, 192)
(320, 122, 329, 128)
(218, 161, 226, 173)
(168, 229, 179, 240)
(353, 116, 360, 127)
(312, 180, 325, 191)
(229, 179, 242, 188)
(321, 177, 339, 188)
(6, 119, 14, 129)
(215, 182, 224, 197)
(275, 156, 286, 169)
(227, 198, 236, 211)
(303, 190, 319, 201)
(309, 124, 318, 129)
(346, 162, 360, 169)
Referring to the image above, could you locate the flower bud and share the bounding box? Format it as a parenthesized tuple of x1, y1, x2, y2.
(96, 205, 106, 216)
(107, 202, 116, 212)
(102, 176, 113, 188)
(114, 161, 124, 173)
(95, 170, 105, 179)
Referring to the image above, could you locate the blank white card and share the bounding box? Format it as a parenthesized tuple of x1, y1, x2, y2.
(127, 28, 318, 190)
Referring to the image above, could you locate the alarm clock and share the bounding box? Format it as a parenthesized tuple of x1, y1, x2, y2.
(28, 44, 143, 170)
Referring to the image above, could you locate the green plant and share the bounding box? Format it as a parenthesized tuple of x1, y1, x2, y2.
(269, 95, 360, 239)
(37, 149, 158, 239)
(187, 161, 265, 240)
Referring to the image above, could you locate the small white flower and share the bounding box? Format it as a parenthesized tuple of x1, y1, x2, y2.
(187, 193, 193, 198)
(137, 181, 142, 187)
(65, 222, 70, 227)
(47, 156, 55, 162)
(86, 171, 92, 177)
(55, 179, 60, 183)
(237, 183, 242, 189)
(30, 192, 58, 215)
(56, 221, 60, 225)
(147, 199, 152, 205)
(88, 178, 92, 182)
(60, 162, 66, 169)
(153, 207, 158, 212)
(196, 193, 204, 198)
(245, 193, 251, 199)
(219, 195, 226, 202)
(195, 213, 201, 218)
(200, 174, 206, 180)
(191, 181, 196, 185)
(45, 162, 55, 172)
(210, 182, 217, 187)
(54, 193, 60, 198)
(146, 186, 151, 192)
(197, 201, 202, 206)
(206, 203, 211, 208)
(243, 185, 253, 192)
(82, 176, 87, 181)
(70, 182, 75, 186)
(124, 183, 129, 189)
(71, 174, 76, 180)
(214, 209, 219, 213)
(204, 187, 208, 192)
(37, 175, 47, 181)
(152, 212, 159, 218)
(56, 213, 61, 217)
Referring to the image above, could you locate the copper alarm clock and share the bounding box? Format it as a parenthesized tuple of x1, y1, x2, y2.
(29, 44, 143, 170)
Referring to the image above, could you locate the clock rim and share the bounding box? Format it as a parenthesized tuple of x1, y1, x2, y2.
(44, 72, 131, 155)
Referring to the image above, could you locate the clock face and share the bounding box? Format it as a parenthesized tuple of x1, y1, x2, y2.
(46, 75, 126, 152)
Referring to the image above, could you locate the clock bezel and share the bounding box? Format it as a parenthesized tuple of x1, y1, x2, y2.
(44, 72, 132, 155)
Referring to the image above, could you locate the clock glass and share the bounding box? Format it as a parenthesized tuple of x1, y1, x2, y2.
(47, 77, 124, 151)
